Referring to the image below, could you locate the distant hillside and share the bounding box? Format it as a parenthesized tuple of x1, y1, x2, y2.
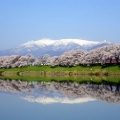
(0, 39, 111, 56)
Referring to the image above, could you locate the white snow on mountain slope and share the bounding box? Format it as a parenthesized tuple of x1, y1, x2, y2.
(0, 38, 112, 56)
(21, 38, 101, 48)
(21, 39, 55, 47)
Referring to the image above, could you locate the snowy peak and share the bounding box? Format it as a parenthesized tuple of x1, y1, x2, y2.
(56, 39, 100, 46)
(21, 38, 101, 48)
(0, 38, 112, 56)
(21, 39, 55, 47)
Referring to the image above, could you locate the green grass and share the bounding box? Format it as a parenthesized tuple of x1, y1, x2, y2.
(0, 65, 120, 77)
(0, 74, 120, 84)
(0, 65, 120, 84)
(0, 65, 90, 72)
(0, 65, 120, 72)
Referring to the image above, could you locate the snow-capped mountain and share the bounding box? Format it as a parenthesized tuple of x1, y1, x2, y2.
(0, 39, 112, 56)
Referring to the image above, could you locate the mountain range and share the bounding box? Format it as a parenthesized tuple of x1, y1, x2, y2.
(0, 39, 112, 56)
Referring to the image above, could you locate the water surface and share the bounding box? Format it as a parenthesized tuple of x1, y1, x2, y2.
(0, 79, 120, 120)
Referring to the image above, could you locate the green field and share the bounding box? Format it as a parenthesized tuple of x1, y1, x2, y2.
(0, 65, 120, 84)
(0, 65, 120, 76)
(0, 64, 120, 72)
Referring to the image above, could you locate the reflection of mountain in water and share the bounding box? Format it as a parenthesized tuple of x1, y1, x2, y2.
(0, 79, 120, 104)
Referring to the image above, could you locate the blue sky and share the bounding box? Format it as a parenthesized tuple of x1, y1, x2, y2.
(0, 0, 120, 50)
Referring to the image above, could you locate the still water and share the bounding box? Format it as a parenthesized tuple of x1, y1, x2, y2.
(0, 79, 120, 120)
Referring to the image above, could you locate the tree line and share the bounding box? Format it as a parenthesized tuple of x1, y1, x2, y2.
(0, 44, 120, 68)
(49, 44, 120, 67)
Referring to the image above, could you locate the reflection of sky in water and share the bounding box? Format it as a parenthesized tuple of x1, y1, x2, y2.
(0, 92, 120, 120)
(0, 80, 120, 120)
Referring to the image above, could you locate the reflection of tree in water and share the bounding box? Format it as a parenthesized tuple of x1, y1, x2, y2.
(0, 79, 120, 104)
(88, 83, 120, 104)
(89, 84, 120, 93)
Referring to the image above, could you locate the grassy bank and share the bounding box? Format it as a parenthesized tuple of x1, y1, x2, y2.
(0, 65, 120, 75)
(0, 65, 120, 84)
(0, 74, 120, 84)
